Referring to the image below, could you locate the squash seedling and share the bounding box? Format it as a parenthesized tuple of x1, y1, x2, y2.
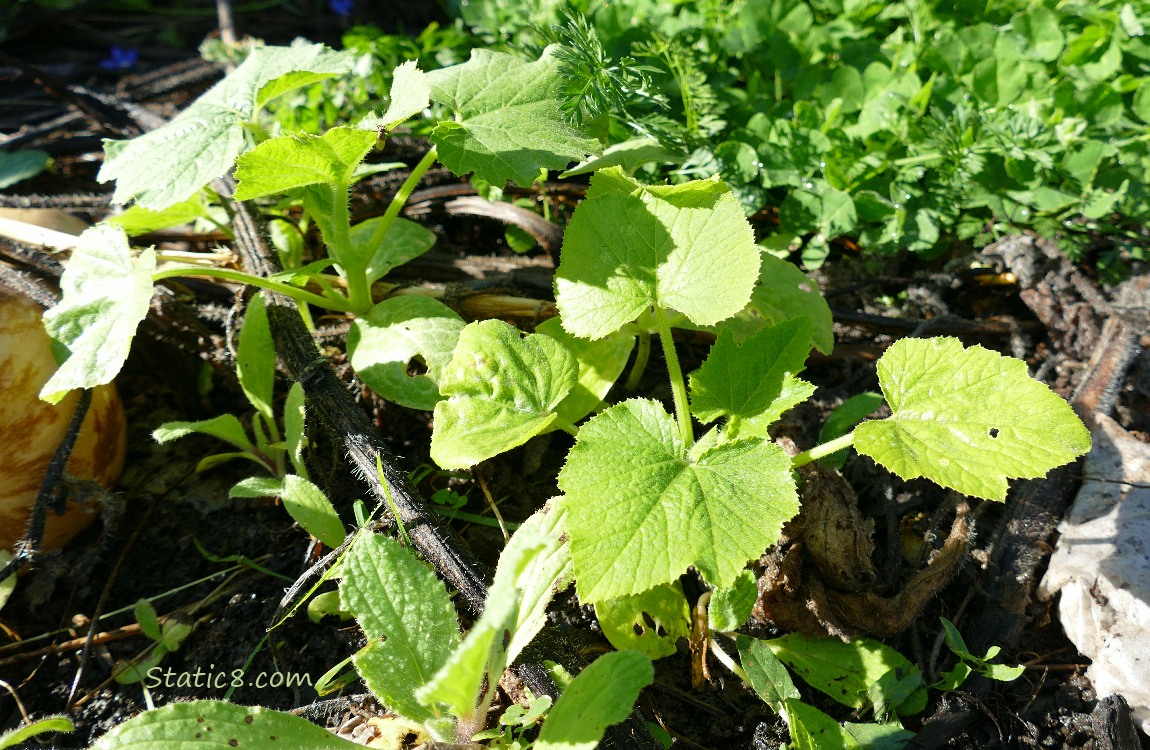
(46, 43, 599, 413)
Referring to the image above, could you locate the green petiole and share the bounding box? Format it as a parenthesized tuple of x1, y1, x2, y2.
(151, 266, 354, 312)
(654, 307, 694, 446)
(790, 432, 856, 468)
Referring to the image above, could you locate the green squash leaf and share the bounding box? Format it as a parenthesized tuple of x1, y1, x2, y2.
(233, 126, 378, 200)
(594, 582, 691, 659)
(689, 318, 813, 425)
(100, 44, 353, 209)
(534, 650, 654, 750)
(430, 320, 577, 469)
(427, 47, 599, 186)
(556, 168, 760, 340)
(535, 317, 635, 424)
(39, 224, 155, 403)
(358, 60, 431, 131)
(88, 700, 363, 750)
(348, 296, 465, 411)
(340, 533, 459, 728)
(854, 337, 1091, 501)
(505, 502, 574, 665)
(740, 375, 818, 439)
(750, 254, 834, 355)
(559, 399, 798, 603)
(710, 571, 759, 632)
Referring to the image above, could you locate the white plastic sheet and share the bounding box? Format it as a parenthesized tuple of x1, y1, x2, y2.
(1039, 415, 1150, 735)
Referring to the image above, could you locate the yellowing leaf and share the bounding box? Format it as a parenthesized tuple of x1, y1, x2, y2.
(855, 337, 1091, 500)
(556, 168, 760, 340)
(430, 320, 577, 469)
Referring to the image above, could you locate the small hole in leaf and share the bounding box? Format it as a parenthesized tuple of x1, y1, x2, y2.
(989, 428, 1000, 438)
(403, 733, 419, 745)
(633, 623, 645, 636)
(406, 356, 429, 377)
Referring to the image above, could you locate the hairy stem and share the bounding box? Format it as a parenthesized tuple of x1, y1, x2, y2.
(151, 266, 352, 312)
(328, 179, 370, 313)
(624, 332, 651, 392)
(366, 147, 439, 253)
(655, 308, 693, 446)
(790, 431, 856, 468)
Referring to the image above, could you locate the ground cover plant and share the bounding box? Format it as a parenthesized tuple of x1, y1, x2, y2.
(0, 2, 1142, 749)
(433, 0, 1150, 277)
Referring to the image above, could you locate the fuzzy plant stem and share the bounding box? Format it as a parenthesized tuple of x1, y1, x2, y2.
(655, 308, 694, 446)
(624, 332, 651, 392)
(151, 266, 352, 312)
(365, 147, 439, 253)
(791, 432, 856, 468)
(328, 179, 371, 313)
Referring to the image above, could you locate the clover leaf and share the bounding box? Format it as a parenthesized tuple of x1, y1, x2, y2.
(430, 320, 577, 469)
(855, 337, 1092, 501)
(555, 168, 761, 340)
(426, 47, 600, 186)
(559, 399, 798, 603)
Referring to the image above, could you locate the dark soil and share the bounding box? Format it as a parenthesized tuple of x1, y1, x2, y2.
(2, 4, 1149, 750)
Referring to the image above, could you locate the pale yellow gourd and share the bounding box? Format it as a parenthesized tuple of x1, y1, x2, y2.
(0, 290, 126, 551)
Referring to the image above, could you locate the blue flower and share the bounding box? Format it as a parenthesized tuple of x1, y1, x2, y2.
(328, 0, 354, 17)
(100, 46, 139, 70)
